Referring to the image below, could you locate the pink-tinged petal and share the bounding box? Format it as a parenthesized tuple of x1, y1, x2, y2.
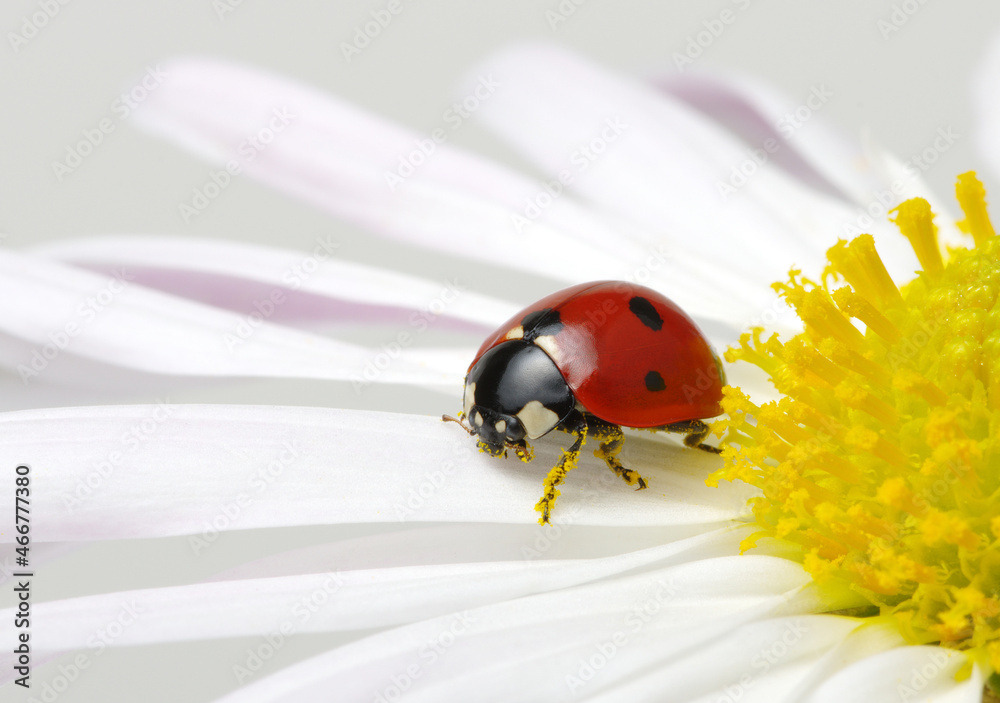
(658, 72, 876, 205)
(465, 44, 924, 283)
(663, 74, 962, 257)
(8, 526, 750, 654)
(0, 251, 460, 386)
(128, 57, 781, 326)
(129, 58, 681, 290)
(0, 405, 755, 542)
(34, 236, 517, 332)
(211, 556, 820, 703)
(803, 645, 979, 703)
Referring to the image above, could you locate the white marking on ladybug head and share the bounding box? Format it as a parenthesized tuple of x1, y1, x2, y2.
(470, 410, 483, 427)
(516, 400, 560, 439)
(494, 419, 506, 433)
(533, 334, 563, 366)
(463, 381, 476, 419)
(504, 325, 524, 341)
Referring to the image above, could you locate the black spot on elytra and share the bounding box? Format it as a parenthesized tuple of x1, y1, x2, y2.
(629, 296, 663, 331)
(645, 370, 666, 392)
(521, 308, 563, 342)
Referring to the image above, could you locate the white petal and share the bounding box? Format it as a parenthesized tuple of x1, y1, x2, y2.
(212, 555, 812, 703)
(465, 46, 804, 274)
(662, 77, 959, 280)
(583, 614, 861, 703)
(34, 235, 518, 331)
(465, 45, 922, 285)
(0, 405, 755, 541)
(0, 250, 459, 386)
(803, 645, 979, 703)
(659, 70, 968, 268)
(0, 244, 770, 409)
(783, 618, 906, 699)
(13, 526, 751, 653)
(46, 232, 751, 354)
(859, 134, 967, 253)
(130, 57, 663, 286)
(128, 58, 775, 328)
(659, 71, 877, 205)
(207, 520, 740, 581)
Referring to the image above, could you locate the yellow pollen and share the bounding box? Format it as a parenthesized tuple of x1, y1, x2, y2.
(710, 172, 1000, 667)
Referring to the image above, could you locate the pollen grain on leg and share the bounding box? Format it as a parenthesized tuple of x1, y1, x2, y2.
(534, 421, 588, 525)
(711, 171, 1000, 661)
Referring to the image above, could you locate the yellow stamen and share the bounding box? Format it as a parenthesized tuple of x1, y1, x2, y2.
(830, 287, 901, 343)
(711, 173, 1000, 670)
(825, 235, 905, 309)
(956, 171, 996, 246)
(891, 198, 944, 276)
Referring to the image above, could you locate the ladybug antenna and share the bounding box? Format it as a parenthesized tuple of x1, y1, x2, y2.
(441, 414, 474, 436)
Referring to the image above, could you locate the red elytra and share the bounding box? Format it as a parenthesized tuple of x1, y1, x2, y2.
(469, 280, 725, 428)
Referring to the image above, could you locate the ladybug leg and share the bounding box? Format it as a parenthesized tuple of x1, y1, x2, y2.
(664, 420, 722, 454)
(535, 412, 589, 525)
(588, 417, 647, 490)
(511, 440, 534, 463)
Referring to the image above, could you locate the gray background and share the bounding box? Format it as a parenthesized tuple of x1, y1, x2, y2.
(4, 2, 1000, 701)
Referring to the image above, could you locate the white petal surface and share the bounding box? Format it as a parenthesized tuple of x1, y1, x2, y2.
(11, 526, 751, 653)
(128, 57, 785, 326)
(0, 250, 459, 386)
(466, 45, 923, 284)
(659, 73, 971, 270)
(859, 135, 967, 252)
(658, 72, 870, 204)
(803, 645, 979, 703)
(0, 405, 755, 541)
(206, 521, 738, 581)
(782, 619, 907, 699)
(214, 556, 824, 703)
(130, 58, 665, 288)
(583, 614, 862, 703)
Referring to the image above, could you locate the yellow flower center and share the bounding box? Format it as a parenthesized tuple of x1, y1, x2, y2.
(710, 172, 1000, 669)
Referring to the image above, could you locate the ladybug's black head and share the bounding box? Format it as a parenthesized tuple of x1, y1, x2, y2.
(463, 341, 576, 456)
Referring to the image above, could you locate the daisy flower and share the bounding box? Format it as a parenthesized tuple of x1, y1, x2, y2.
(2, 43, 995, 701)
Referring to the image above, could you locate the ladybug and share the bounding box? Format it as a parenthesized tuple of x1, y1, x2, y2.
(444, 280, 726, 525)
